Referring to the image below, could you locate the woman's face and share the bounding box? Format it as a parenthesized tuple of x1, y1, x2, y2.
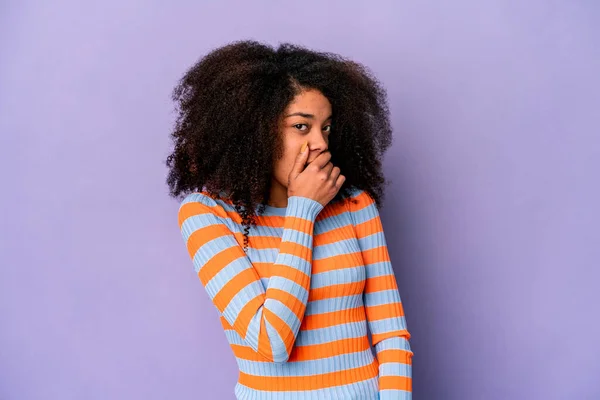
(272, 88, 332, 192)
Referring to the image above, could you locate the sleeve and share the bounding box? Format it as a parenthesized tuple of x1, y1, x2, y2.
(178, 193, 323, 363)
(348, 189, 413, 399)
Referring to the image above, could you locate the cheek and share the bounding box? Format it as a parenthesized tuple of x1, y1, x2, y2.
(280, 151, 296, 178)
(272, 146, 295, 181)
(272, 129, 304, 182)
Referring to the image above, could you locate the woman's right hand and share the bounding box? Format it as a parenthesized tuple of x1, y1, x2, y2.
(287, 141, 346, 207)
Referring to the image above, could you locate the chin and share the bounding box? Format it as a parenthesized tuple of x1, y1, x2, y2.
(271, 177, 287, 189)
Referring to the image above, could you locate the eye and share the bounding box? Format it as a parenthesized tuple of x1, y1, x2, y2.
(323, 125, 332, 133)
(294, 124, 308, 131)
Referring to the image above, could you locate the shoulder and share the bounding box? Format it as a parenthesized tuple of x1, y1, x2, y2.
(180, 191, 217, 208)
(340, 186, 379, 228)
(178, 191, 232, 227)
(344, 186, 377, 211)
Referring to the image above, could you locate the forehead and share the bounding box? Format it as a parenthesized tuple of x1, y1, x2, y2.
(285, 89, 331, 113)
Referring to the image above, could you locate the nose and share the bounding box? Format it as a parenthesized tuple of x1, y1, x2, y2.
(306, 127, 328, 156)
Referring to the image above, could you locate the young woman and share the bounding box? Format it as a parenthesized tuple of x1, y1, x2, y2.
(166, 40, 413, 399)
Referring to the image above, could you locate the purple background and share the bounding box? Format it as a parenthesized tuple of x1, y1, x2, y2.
(1, 1, 599, 399)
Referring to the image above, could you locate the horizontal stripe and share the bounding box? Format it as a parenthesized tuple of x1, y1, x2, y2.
(379, 376, 412, 391)
(231, 336, 372, 362)
(363, 289, 401, 307)
(310, 265, 365, 288)
(364, 275, 398, 294)
(178, 188, 412, 397)
(361, 246, 391, 266)
(379, 389, 411, 400)
(372, 330, 412, 347)
(379, 362, 411, 377)
(237, 348, 375, 376)
(311, 253, 364, 274)
(312, 238, 361, 259)
(356, 231, 386, 250)
(365, 302, 405, 321)
(368, 317, 408, 336)
(234, 377, 378, 400)
(239, 359, 378, 390)
(302, 306, 366, 330)
(378, 349, 413, 364)
(363, 260, 393, 277)
(308, 282, 364, 302)
(305, 294, 363, 315)
(375, 336, 412, 352)
(295, 320, 367, 346)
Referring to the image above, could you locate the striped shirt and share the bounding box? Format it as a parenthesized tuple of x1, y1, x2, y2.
(178, 186, 413, 399)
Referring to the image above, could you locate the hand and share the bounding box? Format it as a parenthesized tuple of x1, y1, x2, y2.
(287, 141, 346, 207)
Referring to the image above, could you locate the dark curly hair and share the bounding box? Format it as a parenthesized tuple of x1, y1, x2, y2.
(165, 40, 393, 250)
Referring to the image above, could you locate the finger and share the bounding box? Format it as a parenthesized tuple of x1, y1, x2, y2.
(335, 174, 346, 188)
(321, 162, 334, 176)
(290, 141, 310, 178)
(329, 166, 341, 181)
(312, 151, 332, 169)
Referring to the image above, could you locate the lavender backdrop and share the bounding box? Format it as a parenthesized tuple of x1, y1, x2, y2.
(1, 1, 599, 399)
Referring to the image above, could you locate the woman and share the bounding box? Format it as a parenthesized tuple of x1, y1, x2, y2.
(166, 40, 413, 399)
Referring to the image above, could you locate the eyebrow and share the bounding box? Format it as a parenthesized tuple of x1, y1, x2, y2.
(285, 112, 333, 120)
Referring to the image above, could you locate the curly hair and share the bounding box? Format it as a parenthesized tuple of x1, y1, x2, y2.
(165, 40, 393, 250)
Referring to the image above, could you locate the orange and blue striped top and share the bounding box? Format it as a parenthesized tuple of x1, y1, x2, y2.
(178, 186, 413, 399)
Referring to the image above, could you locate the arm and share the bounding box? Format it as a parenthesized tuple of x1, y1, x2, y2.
(178, 192, 323, 363)
(348, 189, 413, 399)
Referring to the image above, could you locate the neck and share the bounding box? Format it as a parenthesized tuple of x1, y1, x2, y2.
(268, 179, 288, 207)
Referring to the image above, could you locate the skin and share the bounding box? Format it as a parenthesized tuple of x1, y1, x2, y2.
(269, 88, 339, 207)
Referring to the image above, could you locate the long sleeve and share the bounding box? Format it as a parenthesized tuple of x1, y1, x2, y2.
(348, 189, 413, 399)
(178, 193, 323, 363)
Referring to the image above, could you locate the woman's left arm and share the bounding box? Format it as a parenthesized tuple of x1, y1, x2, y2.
(348, 189, 413, 400)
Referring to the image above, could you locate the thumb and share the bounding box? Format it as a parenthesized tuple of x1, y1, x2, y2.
(290, 141, 309, 178)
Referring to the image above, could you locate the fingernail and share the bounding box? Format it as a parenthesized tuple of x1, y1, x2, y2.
(301, 141, 308, 153)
